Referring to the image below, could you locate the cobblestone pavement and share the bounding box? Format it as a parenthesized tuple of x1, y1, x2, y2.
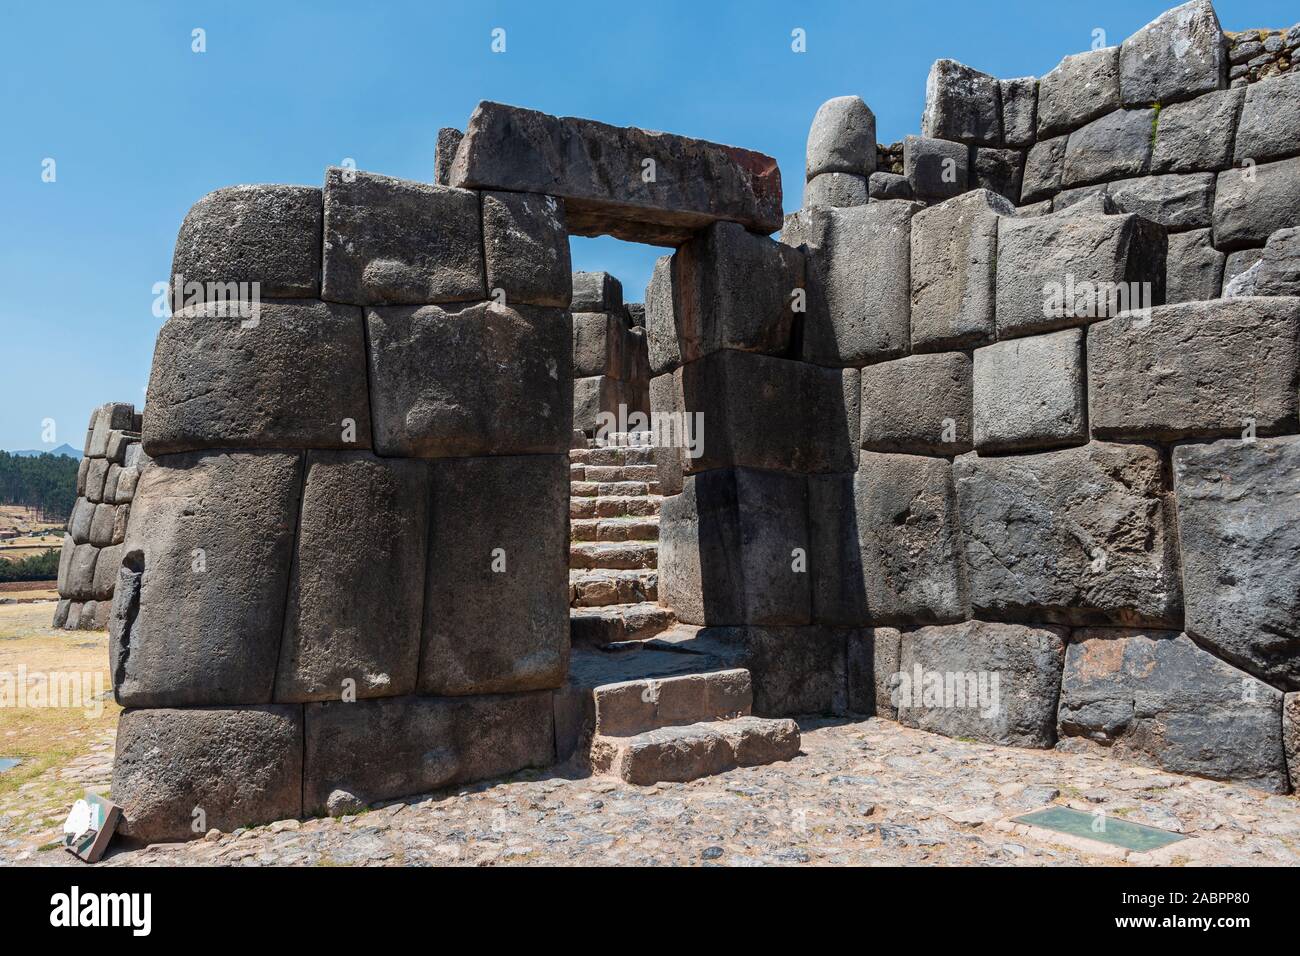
(4, 717, 1298, 867)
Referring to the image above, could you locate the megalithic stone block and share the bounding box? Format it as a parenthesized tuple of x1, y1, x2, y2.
(974, 328, 1087, 454)
(76, 457, 88, 496)
(1234, 71, 1300, 166)
(1059, 629, 1287, 793)
(659, 468, 811, 627)
(805, 95, 877, 180)
(274, 452, 430, 703)
(807, 473, 868, 626)
(645, 255, 681, 376)
(973, 147, 1024, 205)
(954, 442, 1182, 627)
(302, 691, 555, 815)
(1037, 47, 1120, 138)
(999, 76, 1038, 148)
(1213, 156, 1300, 250)
(1061, 109, 1155, 188)
(801, 200, 921, 367)
(571, 271, 624, 313)
(434, 126, 463, 186)
(110, 451, 303, 707)
(56, 533, 74, 594)
(92, 543, 123, 600)
(803, 173, 867, 208)
(1173, 436, 1300, 690)
(481, 191, 572, 308)
(1119, 0, 1228, 108)
(1165, 228, 1225, 302)
(1105, 173, 1215, 232)
(1089, 298, 1300, 441)
(995, 205, 1166, 339)
(366, 302, 572, 457)
(847, 627, 902, 718)
(169, 184, 322, 311)
(88, 503, 115, 547)
(321, 167, 485, 305)
(648, 372, 685, 496)
(573, 374, 624, 434)
(897, 621, 1068, 748)
(572, 312, 626, 379)
(910, 189, 1013, 352)
(921, 59, 1002, 146)
(689, 625, 849, 716)
(860, 352, 974, 455)
(66, 543, 97, 601)
(1151, 87, 1244, 174)
(903, 135, 969, 200)
(68, 498, 93, 544)
(1021, 133, 1068, 203)
(112, 706, 304, 843)
(419, 455, 569, 696)
(449, 101, 783, 245)
(143, 299, 372, 456)
(85, 459, 108, 503)
(854, 453, 967, 625)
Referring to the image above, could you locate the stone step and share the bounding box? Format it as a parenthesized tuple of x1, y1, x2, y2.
(570, 464, 661, 483)
(592, 667, 752, 735)
(571, 495, 662, 519)
(570, 480, 653, 498)
(570, 568, 658, 606)
(570, 540, 657, 570)
(570, 445, 657, 467)
(571, 515, 659, 542)
(570, 602, 677, 646)
(590, 716, 801, 785)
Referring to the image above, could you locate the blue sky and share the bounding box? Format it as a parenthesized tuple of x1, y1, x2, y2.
(0, 0, 1292, 450)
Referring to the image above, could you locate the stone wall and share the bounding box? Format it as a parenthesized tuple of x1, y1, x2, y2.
(571, 271, 651, 434)
(52, 403, 146, 630)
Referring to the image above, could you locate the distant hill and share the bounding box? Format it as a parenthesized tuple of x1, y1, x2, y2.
(11, 444, 82, 460)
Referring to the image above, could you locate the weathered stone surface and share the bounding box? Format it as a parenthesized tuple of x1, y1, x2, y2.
(854, 453, 966, 625)
(91, 543, 122, 601)
(433, 126, 463, 186)
(572, 312, 625, 379)
(974, 328, 1087, 453)
(868, 172, 913, 201)
(1151, 87, 1244, 173)
(996, 206, 1166, 338)
(1059, 628, 1287, 793)
(169, 184, 322, 308)
(110, 451, 303, 707)
(68, 498, 92, 544)
(922, 60, 1002, 146)
(55, 534, 74, 594)
(1000, 76, 1038, 148)
(1255, 226, 1300, 296)
(691, 625, 848, 716)
(803, 172, 867, 208)
(672, 349, 855, 475)
(65, 543, 97, 600)
(802, 200, 920, 366)
(303, 691, 555, 814)
(321, 167, 484, 305)
(571, 271, 623, 313)
(1021, 134, 1068, 202)
(954, 442, 1181, 627)
(1061, 109, 1154, 188)
(273, 453, 429, 703)
(573, 374, 623, 434)
(659, 468, 810, 627)
(847, 627, 902, 718)
(367, 302, 571, 457)
(1287, 693, 1299, 792)
(904, 135, 968, 200)
(481, 191, 571, 307)
(420, 455, 569, 695)
(910, 189, 1012, 352)
(1089, 298, 1300, 440)
(1038, 47, 1121, 138)
(808, 473, 867, 626)
(1222, 247, 1263, 293)
(644, 256, 680, 376)
(1213, 156, 1300, 249)
(861, 352, 973, 455)
(1106, 172, 1214, 231)
(898, 622, 1067, 748)
(973, 147, 1024, 204)
(85, 459, 108, 503)
(449, 101, 783, 244)
(143, 299, 371, 455)
(590, 668, 752, 737)
(1119, 0, 1228, 107)
(1234, 71, 1300, 164)
(1165, 227, 1225, 301)
(113, 706, 304, 843)
(88, 502, 115, 547)
(1173, 436, 1300, 689)
(806, 96, 877, 179)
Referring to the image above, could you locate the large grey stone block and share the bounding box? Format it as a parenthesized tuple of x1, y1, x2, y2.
(805, 96, 877, 179)
(573, 374, 624, 434)
(1254, 226, 1300, 296)
(481, 191, 571, 307)
(110, 451, 303, 707)
(644, 255, 680, 376)
(808, 473, 867, 626)
(571, 271, 623, 313)
(921, 59, 1002, 146)
(1106, 172, 1214, 231)
(274, 452, 429, 703)
(572, 311, 626, 379)
(1151, 87, 1244, 173)
(92, 543, 122, 601)
(419, 455, 569, 695)
(690, 626, 848, 717)
(868, 171, 914, 201)
(910, 188, 1012, 352)
(170, 184, 322, 309)
(303, 691, 555, 814)
(1119, 0, 1228, 107)
(1059, 629, 1287, 793)
(1038, 47, 1121, 138)
(1061, 108, 1154, 187)
(897, 621, 1067, 748)
(803, 172, 867, 208)
(367, 302, 571, 457)
(802, 200, 920, 366)
(433, 126, 463, 186)
(321, 167, 485, 305)
(1088, 297, 1300, 440)
(65, 542, 97, 600)
(903, 135, 969, 200)
(1000, 76, 1038, 148)
(1213, 156, 1300, 250)
(955, 442, 1181, 627)
(659, 468, 810, 627)
(1021, 134, 1068, 202)
(1173, 436, 1300, 690)
(449, 101, 783, 245)
(113, 705, 303, 843)
(974, 328, 1086, 453)
(142, 299, 371, 456)
(854, 453, 966, 625)
(996, 206, 1166, 338)
(973, 147, 1024, 205)
(1165, 227, 1225, 302)
(847, 627, 902, 717)
(861, 352, 973, 455)
(1234, 71, 1300, 164)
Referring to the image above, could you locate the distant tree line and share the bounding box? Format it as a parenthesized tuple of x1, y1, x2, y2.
(0, 548, 60, 582)
(0, 451, 78, 521)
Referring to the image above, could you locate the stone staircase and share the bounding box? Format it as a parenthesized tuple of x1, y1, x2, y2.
(564, 437, 801, 784)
